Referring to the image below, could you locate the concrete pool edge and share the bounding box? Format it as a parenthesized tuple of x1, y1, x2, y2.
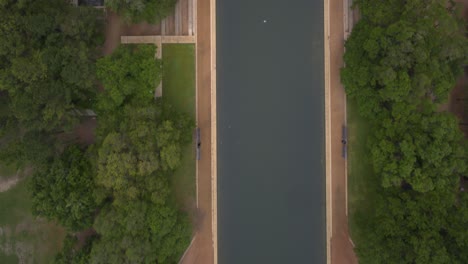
(324, 0, 332, 263)
(211, 0, 218, 262)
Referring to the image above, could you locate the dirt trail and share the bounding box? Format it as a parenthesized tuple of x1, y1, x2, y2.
(450, 0, 468, 137)
(103, 11, 123, 55)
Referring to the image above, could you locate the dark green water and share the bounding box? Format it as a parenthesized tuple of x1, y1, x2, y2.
(217, 0, 325, 263)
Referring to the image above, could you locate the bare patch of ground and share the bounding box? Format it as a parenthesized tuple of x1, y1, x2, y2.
(75, 228, 96, 249)
(0, 176, 20, 193)
(121, 21, 161, 36)
(449, 67, 468, 137)
(74, 118, 97, 146)
(450, 0, 467, 137)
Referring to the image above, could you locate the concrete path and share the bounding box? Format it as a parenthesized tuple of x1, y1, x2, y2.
(178, 0, 215, 262)
(120, 36, 195, 45)
(327, 0, 358, 263)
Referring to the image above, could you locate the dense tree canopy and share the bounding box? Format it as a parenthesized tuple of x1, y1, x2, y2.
(343, 0, 468, 262)
(91, 102, 193, 261)
(30, 146, 96, 231)
(0, 1, 193, 259)
(371, 112, 466, 192)
(90, 200, 190, 263)
(342, 0, 467, 121)
(354, 187, 468, 263)
(0, 0, 103, 133)
(0, 0, 105, 196)
(0, 131, 55, 168)
(54, 234, 95, 264)
(89, 44, 194, 262)
(96, 45, 161, 111)
(105, 0, 176, 23)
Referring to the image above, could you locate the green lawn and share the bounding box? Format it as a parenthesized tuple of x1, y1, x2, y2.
(162, 44, 196, 119)
(0, 163, 17, 180)
(162, 44, 196, 211)
(347, 99, 379, 246)
(0, 178, 66, 264)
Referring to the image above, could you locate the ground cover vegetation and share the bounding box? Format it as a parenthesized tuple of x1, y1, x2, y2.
(0, 1, 193, 262)
(161, 44, 196, 209)
(105, 0, 176, 23)
(0, 0, 103, 172)
(342, 0, 468, 263)
(89, 45, 193, 264)
(0, 0, 102, 261)
(0, 178, 67, 264)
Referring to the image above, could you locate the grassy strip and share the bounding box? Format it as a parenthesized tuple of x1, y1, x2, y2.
(0, 252, 18, 264)
(162, 44, 196, 210)
(162, 44, 196, 119)
(0, 164, 17, 180)
(346, 99, 379, 246)
(0, 178, 65, 263)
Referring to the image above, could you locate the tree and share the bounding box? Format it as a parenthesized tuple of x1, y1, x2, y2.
(96, 44, 161, 111)
(342, 0, 467, 121)
(343, 0, 468, 262)
(30, 146, 96, 231)
(355, 186, 468, 264)
(96, 132, 160, 202)
(54, 234, 95, 264)
(95, 102, 193, 203)
(91, 43, 194, 262)
(105, 0, 176, 23)
(0, 0, 104, 132)
(0, 131, 54, 168)
(90, 201, 190, 264)
(370, 112, 466, 192)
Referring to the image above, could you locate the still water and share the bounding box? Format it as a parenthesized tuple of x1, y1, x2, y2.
(217, 0, 325, 263)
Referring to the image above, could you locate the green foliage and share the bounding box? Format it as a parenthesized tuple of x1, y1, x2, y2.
(354, 187, 468, 264)
(54, 234, 94, 264)
(0, 131, 54, 168)
(343, 0, 467, 121)
(157, 120, 184, 171)
(162, 44, 196, 118)
(30, 146, 96, 231)
(0, 1, 193, 262)
(0, 0, 104, 132)
(96, 45, 161, 111)
(105, 0, 176, 23)
(90, 44, 194, 262)
(93, 117, 193, 261)
(94, 103, 193, 202)
(90, 201, 190, 264)
(371, 112, 466, 192)
(96, 131, 159, 201)
(0, 177, 67, 263)
(344, 0, 468, 262)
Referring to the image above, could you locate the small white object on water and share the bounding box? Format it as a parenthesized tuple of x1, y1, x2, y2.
(263, 20, 267, 23)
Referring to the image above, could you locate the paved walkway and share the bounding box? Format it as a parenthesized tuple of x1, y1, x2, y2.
(179, 0, 215, 262)
(120, 35, 195, 45)
(327, 0, 358, 263)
